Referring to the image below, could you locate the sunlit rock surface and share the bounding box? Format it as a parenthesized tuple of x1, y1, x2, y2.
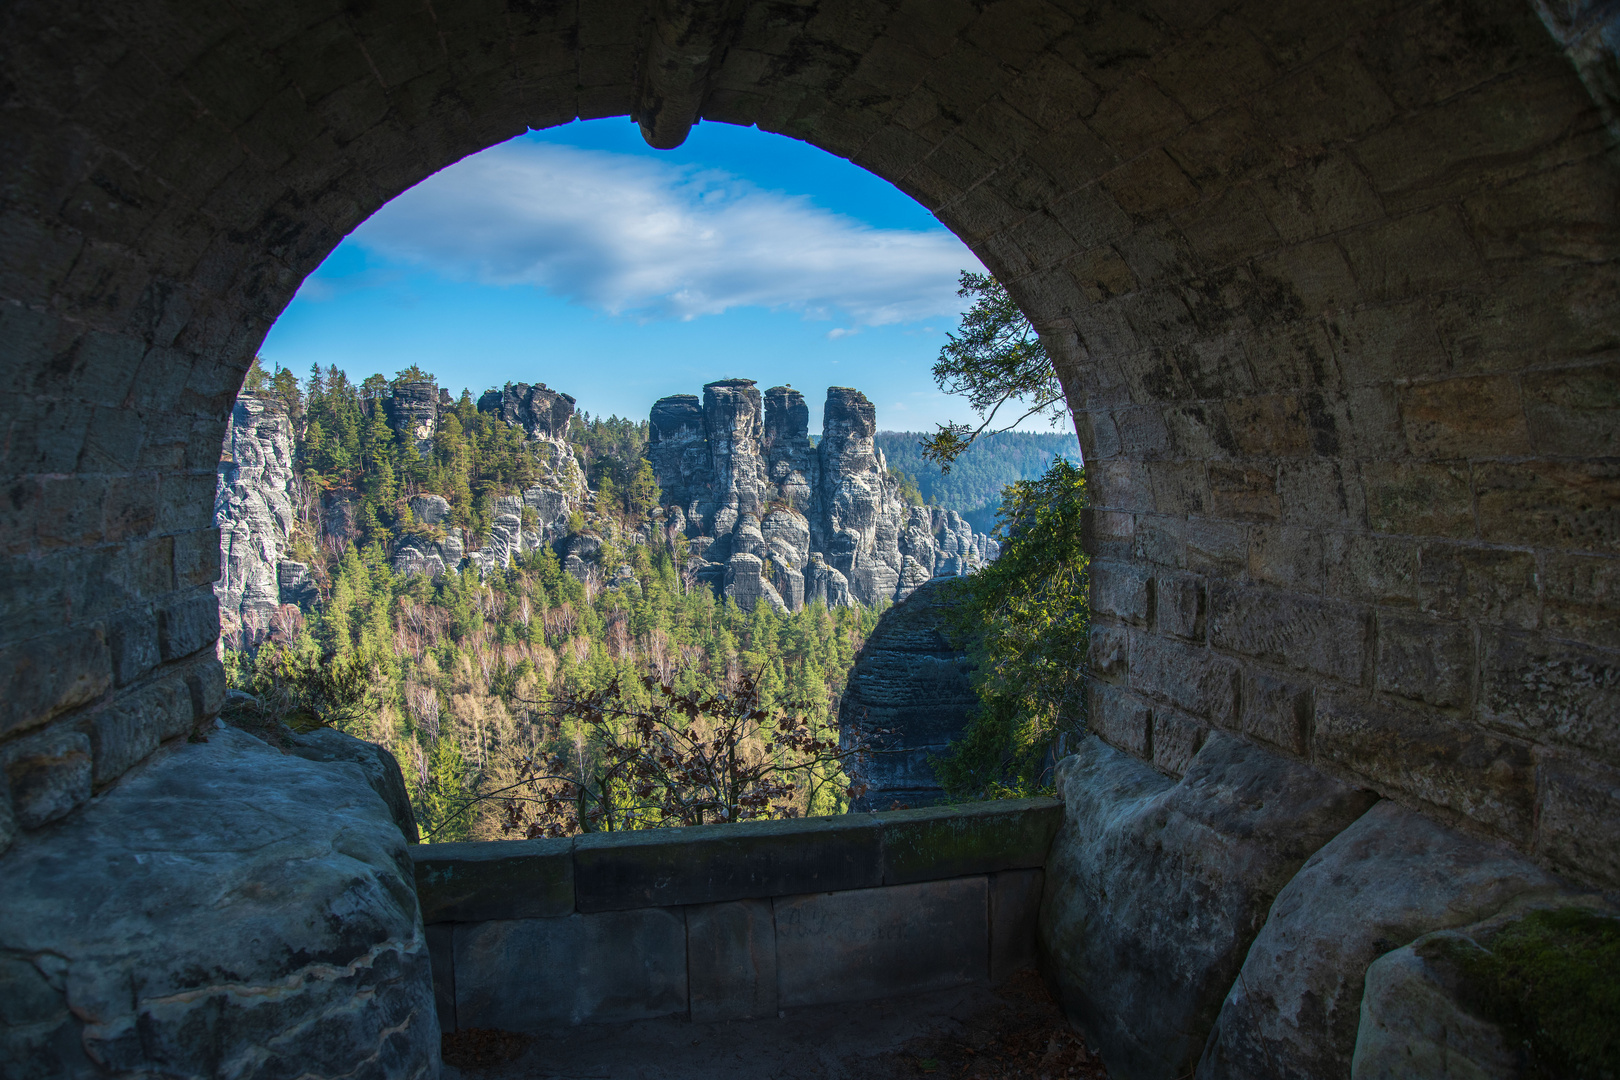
(214, 393, 304, 646)
(648, 381, 998, 610)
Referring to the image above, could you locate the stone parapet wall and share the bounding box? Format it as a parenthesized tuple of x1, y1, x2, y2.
(413, 799, 1059, 1031)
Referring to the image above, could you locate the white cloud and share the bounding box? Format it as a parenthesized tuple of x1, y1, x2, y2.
(826, 327, 857, 339)
(346, 141, 979, 326)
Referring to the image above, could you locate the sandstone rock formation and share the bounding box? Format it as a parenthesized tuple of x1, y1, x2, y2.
(214, 393, 312, 646)
(837, 578, 978, 810)
(1350, 902, 1618, 1079)
(1040, 734, 1378, 1079)
(1197, 800, 1565, 1080)
(383, 380, 446, 457)
(648, 380, 997, 610)
(383, 382, 588, 579)
(0, 726, 439, 1079)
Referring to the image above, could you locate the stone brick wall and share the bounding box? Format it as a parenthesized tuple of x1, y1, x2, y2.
(1, 0, 1614, 887)
(412, 799, 1058, 1030)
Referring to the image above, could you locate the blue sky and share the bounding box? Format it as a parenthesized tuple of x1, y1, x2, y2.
(261, 118, 1064, 434)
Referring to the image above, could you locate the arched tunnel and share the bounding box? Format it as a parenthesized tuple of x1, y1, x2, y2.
(1, 0, 1616, 1077)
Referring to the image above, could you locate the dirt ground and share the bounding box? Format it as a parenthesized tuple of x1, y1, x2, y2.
(441, 971, 1110, 1080)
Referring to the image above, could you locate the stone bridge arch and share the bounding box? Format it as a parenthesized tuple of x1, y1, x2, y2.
(3, 0, 1616, 890)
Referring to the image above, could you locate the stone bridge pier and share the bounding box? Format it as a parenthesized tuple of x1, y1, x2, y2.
(1, 0, 1616, 1077)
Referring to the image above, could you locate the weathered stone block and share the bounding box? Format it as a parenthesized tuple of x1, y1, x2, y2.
(1154, 571, 1204, 640)
(1090, 682, 1153, 758)
(183, 656, 226, 722)
(1315, 693, 1535, 840)
(1207, 463, 1280, 522)
(1522, 360, 1620, 458)
(456, 908, 688, 1029)
(172, 527, 221, 587)
(2, 728, 92, 829)
(1241, 669, 1311, 756)
(1088, 624, 1129, 680)
(0, 625, 112, 740)
(1128, 632, 1238, 725)
(879, 797, 1061, 884)
(1040, 735, 1376, 1080)
(1199, 800, 1562, 1080)
(1400, 374, 1530, 458)
(1480, 630, 1620, 762)
(1090, 559, 1152, 625)
(1375, 612, 1472, 708)
(687, 899, 777, 1022)
(1542, 551, 1620, 649)
(157, 591, 219, 660)
(1153, 707, 1209, 776)
(990, 868, 1043, 983)
(106, 609, 159, 687)
(1474, 460, 1620, 553)
(1247, 523, 1327, 591)
(412, 837, 574, 923)
(1535, 754, 1620, 888)
(774, 877, 988, 1008)
(1361, 460, 1473, 537)
(573, 813, 882, 912)
(88, 676, 191, 784)
(425, 923, 455, 1033)
(1209, 583, 1369, 684)
(1186, 516, 1246, 575)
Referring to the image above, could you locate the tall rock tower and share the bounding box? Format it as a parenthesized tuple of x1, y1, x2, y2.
(646, 382, 998, 610)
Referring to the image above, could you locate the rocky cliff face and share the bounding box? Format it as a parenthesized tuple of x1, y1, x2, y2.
(383, 380, 447, 457)
(214, 393, 314, 646)
(648, 380, 998, 610)
(836, 578, 978, 809)
(391, 381, 588, 578)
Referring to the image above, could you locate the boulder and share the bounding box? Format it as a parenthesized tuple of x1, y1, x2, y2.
(1198, 800, 1565, 1080)
(1351, 902, 1619, 1079)
(0, 727, 438, 1079)
(1040, 734, 1378, 1080)
(288, 726, 420, 843)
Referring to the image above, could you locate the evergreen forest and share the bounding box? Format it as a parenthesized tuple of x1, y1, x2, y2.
(227, 363, 886, 843)
(876, 430, 1081, 532)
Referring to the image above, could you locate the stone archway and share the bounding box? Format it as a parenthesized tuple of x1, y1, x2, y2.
(1, 0, 1616, 1072)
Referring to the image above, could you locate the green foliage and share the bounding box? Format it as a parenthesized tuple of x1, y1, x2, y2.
(1428, 907, 1620, 1079)
(934, 457, 1088, 800)
(924, 272, 1065, 471)
(877, 430, 1080, 533)
(888, 467, 925, 507)
(570, 411, 655, 520)
(230, 629, 389, 734)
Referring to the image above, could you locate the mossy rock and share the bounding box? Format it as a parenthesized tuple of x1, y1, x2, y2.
(1420, 906, 1620, 1079)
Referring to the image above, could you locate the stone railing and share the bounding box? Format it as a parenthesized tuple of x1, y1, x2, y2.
(411, 798, 1061, 1031)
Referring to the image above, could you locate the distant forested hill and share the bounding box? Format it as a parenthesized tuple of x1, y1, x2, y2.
(876, 430, 1081, 533)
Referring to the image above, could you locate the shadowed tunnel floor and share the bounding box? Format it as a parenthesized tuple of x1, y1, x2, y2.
(442, 972, 1110, 1080)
